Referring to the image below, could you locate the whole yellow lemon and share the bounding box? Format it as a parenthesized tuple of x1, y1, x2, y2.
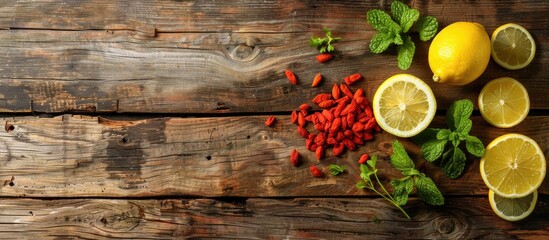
(428, 22, 491, 85)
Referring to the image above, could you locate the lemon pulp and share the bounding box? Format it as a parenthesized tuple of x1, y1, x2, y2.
(372, 74, 436, 138)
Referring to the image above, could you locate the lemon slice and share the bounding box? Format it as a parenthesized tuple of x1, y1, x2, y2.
(489, 190, 537, 221)
(480, 133, 546, 198)
(372, 74, 436, 138)
(478, 77, 529, 128)
(491, 23, 536, 70)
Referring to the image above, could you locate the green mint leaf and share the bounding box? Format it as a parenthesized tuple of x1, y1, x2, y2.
(356, 181, 367, 189)
(390, 140, 415, 171)
(415, 16, 438, 41)
(415, 175, 445, 206)
(393, 32, 404, 45)
(369, 32, 395, 53)
(391, 0, 409, 23)
(367, 155, 378, 169)
(441, 147, 466, 179)
(447, 99, 474, 133)
(400, 8, 420, 33)
(367, 9, 402, 34)
(329, 164, 346, 176)
(413, 128, 443, 145)
(310, 28, 340, 53)
(421, 139, 447, 162)
(436, 129, 452, 140)
(465, 135, 485, 157)
(449, 132, 461, 147)
(327, 45, 335, 52)
(401, 168, 420, 176)
(391, 177, 414, 206)
(397, 35, 415, 70)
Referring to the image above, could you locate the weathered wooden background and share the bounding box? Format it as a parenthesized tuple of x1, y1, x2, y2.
(0, 0, 547, 239)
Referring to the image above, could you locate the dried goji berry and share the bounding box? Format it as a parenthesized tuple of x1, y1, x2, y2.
(322, 109, 334, 122)
(291, 111, 298, 124)
(340, 101, 357, 116)
(285, 69, 297, 85)
(314, 123, 324, 132)
(315, 146, 324, 160)
(318, 100, 336, 109)
(332, 84, 341, 100)
(297, 126, 309, 138)
(316, 112, 326, 125)
(330, 117, 341, 132)
(312, 93, 332, 104)
(342, 138, 356, 151)
(290, 149, 300, 166)
(333, 143, 344, 157)
(358, 153, 369, 164)
(339, 83, 354, 98)
(353, 136, 364, 145)
(298, 112, 306, 127)
(352, 122, 364, 133)
(299, 103, 310, 115)
(344, 73, 363, 85)
(363, 132, 374, 141)
(265, 116, 275, 127)
(347, 113, 355, 127)
(309, 166, 324, 177)
(353, 88, 364, 99)
(312, 73, 323, 87)
(316, 53, 333, 63)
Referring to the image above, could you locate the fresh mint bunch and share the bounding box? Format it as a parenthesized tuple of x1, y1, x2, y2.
(309, 27, 341, 53)
(356, 141, 444, 220)
(414, 99, 485, 179)
(366, 1, 438, 70)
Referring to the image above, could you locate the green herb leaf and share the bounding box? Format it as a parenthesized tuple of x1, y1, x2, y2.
(415, 175, 445, 206)
(393, 32, 404, 45)
(368, 155, 378, 169)
(391, 0, 409, 23)
(309, 27, 340, 53)
(356, 181, 367, 189)
(400, 8, 420, 33)
(421, 139, 447, 162)
(415, 16, 439, 41)
(441, 147, 467, 179)
(436, 129, 452, 140)
(329, 164, 346, 176)
(390, 140, 415, 171)
(465, 135, 485, 157)
(367, 9, 402, 34)
(401, 168, 420, 176)
(447, 99, 474, 133)
(391, 177, 414, 206)
(397, 35, 415, 70)
(370, 32, 395, 53)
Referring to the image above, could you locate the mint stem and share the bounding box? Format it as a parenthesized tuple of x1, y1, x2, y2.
(370, 172, 411, 220)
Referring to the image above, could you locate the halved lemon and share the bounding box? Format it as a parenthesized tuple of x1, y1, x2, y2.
(480, 133, 546, 198)
(372, 74, 436, 138)
(478, 77, 529, 128)
(489, 190, 537, 221)
(491, 23, 536, 70)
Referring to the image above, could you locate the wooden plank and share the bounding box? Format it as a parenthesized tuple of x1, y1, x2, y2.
(1, 0, 546, 32)
(0, 1, 546, 113)
(0, 115, 546, 198)
(0, 197, 547, 239)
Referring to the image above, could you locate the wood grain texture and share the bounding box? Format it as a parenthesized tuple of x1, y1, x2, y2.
(0, 197, 547, 239)
(0, 115, 547, 198)
(0, 0, 546, 113)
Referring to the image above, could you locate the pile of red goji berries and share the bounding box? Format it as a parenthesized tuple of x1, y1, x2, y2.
(290, 80, 380, 162)
(266, 53, 378, 177)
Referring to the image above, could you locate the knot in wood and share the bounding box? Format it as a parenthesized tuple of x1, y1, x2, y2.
(225, 37, 261, 62)
(437, 217, 455, 234)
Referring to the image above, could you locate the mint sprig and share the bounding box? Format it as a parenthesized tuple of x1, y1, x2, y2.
(366, 0, 438, 70)
(329, 164, 346, 176)
(414, 99, 486, 179)
(356, 141, 444, 220)
(309, 27, 341, 53)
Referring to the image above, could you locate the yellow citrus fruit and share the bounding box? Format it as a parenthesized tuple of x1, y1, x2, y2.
(478, 77, 530, 128)
(480, 133, 546, 198)
(428, 22, 491, 85)
(491, 23, 536, 70)
(372, 74, 436, 138)
(489, 189, 537, 221)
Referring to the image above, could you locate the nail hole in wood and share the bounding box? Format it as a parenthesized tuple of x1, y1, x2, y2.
(5, 124, 14, 132)
(246, 135, 251, 139)
(9, 182, 14, 187)
(121, 137, 128, 143)
(206, 155, 212, 160)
